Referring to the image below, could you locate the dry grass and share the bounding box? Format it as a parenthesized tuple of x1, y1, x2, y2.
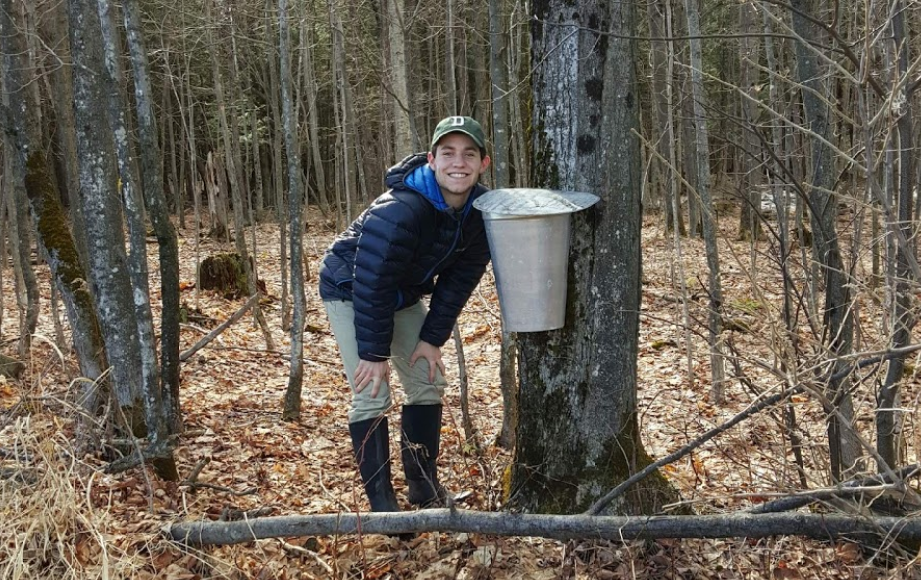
(0, 416, 135, 579)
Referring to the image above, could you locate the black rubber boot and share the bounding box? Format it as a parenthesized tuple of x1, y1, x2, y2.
(401, 404, 447, 508)
(348, 417, 400, 512)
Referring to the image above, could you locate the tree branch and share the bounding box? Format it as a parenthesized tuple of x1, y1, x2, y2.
(179, 293, 259, 361)
(748, 464, 921, 514)
(585, 388, 797, 515)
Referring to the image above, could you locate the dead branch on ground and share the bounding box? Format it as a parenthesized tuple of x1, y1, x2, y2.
(165, 508, 921, 546)
(180, 294, 259, 361)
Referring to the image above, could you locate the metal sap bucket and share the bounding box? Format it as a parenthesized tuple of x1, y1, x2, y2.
(473, 188, 600, 332)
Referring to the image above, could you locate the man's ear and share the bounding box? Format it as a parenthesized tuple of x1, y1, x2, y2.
(427, 151, 436, 167)
(480, 155, 491, 172)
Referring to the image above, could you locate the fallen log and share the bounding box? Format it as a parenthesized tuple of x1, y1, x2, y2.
(164, 508, 921, 546)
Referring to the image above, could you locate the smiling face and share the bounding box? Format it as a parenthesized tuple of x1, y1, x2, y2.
(427, 133, 491, 210)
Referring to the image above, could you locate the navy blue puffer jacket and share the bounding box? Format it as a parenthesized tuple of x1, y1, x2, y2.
(319, 153, 491, 362)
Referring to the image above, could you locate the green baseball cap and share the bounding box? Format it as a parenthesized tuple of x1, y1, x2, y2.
(431, 116, 487, 151)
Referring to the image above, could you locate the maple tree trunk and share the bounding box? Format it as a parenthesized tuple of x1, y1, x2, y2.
(509, 0, 678, 516)
(165, 509, 921, 546)
(96, 0, 169, 462)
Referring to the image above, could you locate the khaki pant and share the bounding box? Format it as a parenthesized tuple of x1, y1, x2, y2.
(324, 300, 446, 423)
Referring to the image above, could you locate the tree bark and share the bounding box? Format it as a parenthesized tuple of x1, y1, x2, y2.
(510, 0, 678, 515)
(68, 0, 146, 435)
(95, 0, 169, 462)
(122, 0, 183, 450)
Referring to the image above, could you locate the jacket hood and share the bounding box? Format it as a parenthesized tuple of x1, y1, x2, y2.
(386, 152, 482, 213)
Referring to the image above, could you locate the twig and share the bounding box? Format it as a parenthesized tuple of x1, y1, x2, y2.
(184, 457, 211, 484)
(749, 466, 921, 515)
(180, 294, 259, 361)
(452, 324, 480, 451)
(182, 481, 259, 496)
(280, 540, 334, 574)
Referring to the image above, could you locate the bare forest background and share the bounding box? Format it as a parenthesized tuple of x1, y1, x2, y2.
(2, 0, 921, 578)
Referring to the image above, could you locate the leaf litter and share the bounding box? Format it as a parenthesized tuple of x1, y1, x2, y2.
(0, 209, 919, 578)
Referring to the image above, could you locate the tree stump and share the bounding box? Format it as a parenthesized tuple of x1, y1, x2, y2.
(0, 353, 25, 379)
(199, 253, 262, 298)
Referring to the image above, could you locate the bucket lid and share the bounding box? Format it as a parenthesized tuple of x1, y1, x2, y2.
(473, 188, 600, 217)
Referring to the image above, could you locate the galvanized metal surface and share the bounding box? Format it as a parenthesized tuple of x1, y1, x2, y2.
(473, 188, 598, 332)
(472, 188, 599, 217)
(483, 213, 571, 332)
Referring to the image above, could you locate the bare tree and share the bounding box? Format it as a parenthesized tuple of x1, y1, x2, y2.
(122, 0, 183, 441)
(279, 0, 307, 421)
(683, 0, 725, 403)
(790, 0, 861, 479)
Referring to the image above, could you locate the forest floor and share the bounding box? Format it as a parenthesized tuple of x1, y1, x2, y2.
(1, 206, 920, 579)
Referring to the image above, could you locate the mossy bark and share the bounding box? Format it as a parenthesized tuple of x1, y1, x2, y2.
(24, 153, 108, 407)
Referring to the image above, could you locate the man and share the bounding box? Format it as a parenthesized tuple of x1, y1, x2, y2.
(319, 116, 492, 512)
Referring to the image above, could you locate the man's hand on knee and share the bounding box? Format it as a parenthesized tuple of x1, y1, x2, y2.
(354, 359, 390, 398)
(410, 340, 446, 383)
